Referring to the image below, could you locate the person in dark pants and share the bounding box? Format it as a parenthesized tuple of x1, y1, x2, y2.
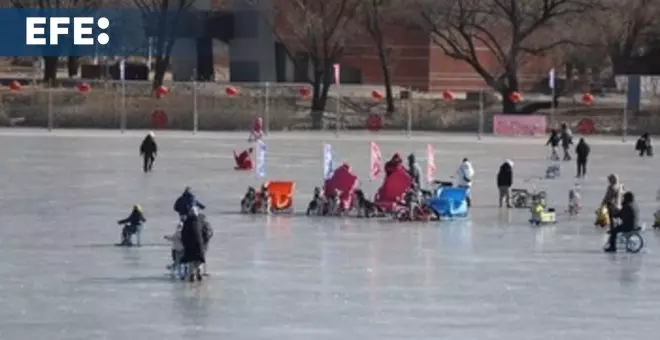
(496, 159, 514, 208)
(546, 129, 560, 160)
(560, 123, 573, 161)
(140, 131, 158, 172)
(575, 138, 590, 178)
(635, 133, 652, 157)
(181, 207, 206, 281)
(605, 191, 638, 252)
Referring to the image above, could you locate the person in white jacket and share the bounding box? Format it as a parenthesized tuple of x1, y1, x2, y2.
(456, 158, 475, 207)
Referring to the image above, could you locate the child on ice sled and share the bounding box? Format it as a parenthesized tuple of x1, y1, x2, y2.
(117, 205, 146, 246)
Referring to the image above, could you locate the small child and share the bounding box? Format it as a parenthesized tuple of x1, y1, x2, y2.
(568, 185, 581, 216)
(117, 205, 146, 246)
(164, 223, 184, 278)
(248, 117, 264, 142)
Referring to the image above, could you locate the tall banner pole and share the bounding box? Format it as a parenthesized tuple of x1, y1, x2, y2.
(333, 63, 341, 137)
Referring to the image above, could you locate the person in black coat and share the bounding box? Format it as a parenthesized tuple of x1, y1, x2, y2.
(496, 159, 514, 208)
(605, 191, 639, 252)
(635, 133, 652, 157)
(575, 138, 590, 178)
(546, 129, 560, 160)
(181, 207, 206, 281)
(140, 131, 158, 172)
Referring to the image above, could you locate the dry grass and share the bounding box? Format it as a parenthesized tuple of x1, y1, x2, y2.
(1, 83, 659, 134)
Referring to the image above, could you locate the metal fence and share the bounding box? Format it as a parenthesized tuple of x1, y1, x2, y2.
(1, 79, 659, 136)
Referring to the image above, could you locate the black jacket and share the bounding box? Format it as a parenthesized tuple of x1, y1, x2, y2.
(181, 214, 205, 263)
(547, 132, 560, 147)
(614, 201, 638, 232)
(118, 209, 146, 226)
(496, 163, 513, 187)
(140, 136, 157, 155)
(560, 130, 573, 148)
(575, 141, 590, 160)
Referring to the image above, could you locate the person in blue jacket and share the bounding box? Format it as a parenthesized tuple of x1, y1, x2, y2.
(174, 187, 206, 220)
(117, 204, 146, 246)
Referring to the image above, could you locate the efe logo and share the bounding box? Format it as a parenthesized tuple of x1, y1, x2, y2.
(26, 17, 109, 45)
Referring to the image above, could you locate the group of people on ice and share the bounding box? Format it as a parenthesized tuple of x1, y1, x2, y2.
(116, 187, 213, 281)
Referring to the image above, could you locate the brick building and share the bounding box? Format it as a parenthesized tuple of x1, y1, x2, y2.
(177, 0, 551, 93)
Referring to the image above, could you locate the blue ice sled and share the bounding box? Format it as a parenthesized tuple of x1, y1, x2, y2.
(425, 187, 469, 219)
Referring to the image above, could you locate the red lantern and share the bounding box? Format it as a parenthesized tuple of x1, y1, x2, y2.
(366, 114, 383, 132)
(9, 80, 21, 91)
(299, 87, 310, 98)
(77, 82, 91, 94)
(225, 86, 238, 97)
(582, 92, 594, 105)
(154, 85, 169, 98)
(508, 91, 522, 103)
(151, 109, 168, 129)
(371, 90, 383, 100)
(576, 118, 596, 134)
(442, 90, 455, 103)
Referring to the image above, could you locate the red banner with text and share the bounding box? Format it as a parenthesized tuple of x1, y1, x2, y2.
(493, 114, 547, 136)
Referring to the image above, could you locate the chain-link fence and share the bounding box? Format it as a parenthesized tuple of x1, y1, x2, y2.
(1, 79, 659, 136)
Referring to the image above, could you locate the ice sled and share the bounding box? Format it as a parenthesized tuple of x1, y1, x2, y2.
(323, 163, 359, 212)
(545, 164, 560, 179)
(529, 202, 557, 225)
(374, 167, 412, 213)
(511, 189, 547, 208)
(265, 181, 295, 213)
(425, 186, 469, 219)
(233, 150, 253, 170)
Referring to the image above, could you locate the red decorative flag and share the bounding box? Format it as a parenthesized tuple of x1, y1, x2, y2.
(370, 141, 382, 180)
(426, 144, 436, 184)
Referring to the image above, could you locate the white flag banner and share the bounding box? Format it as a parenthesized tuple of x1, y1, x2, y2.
(323, 144, 334, 179)
(548, 68, 555, 89)
(426, 144, 436, 184)
(256, 140, 267, 178)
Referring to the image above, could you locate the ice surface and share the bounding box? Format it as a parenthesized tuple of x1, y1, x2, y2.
(1, 129, 660, 340)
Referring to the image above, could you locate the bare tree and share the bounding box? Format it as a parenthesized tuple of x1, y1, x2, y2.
(588, 0, 660, 73)
(250, 0, 360, 128)
(11, 0, 104, 83)
(133, 0, 197, 89)
(358, 0, 395, 115)
(414, 0, 595, 113)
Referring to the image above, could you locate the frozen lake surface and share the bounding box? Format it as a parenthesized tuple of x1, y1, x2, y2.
(1, 129, 660, 340)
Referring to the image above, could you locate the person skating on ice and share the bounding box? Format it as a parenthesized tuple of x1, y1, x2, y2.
(635, 133, 653, 157)
(546, 129, 561, 161)
(560, 123, 573, 161)
(575, 138, 590, 178)
(456, 157, 475, 207)
(139, 131, 157, 172)
(497, 159, 514, 208)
